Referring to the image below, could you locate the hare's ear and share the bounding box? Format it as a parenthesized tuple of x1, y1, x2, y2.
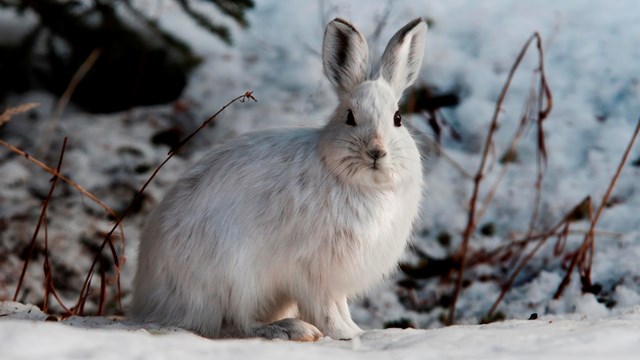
(323, 18, 370, 95)
(378, 18, 427, 98)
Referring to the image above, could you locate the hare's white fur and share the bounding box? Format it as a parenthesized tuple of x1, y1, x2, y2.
(132, 18, 427, 341)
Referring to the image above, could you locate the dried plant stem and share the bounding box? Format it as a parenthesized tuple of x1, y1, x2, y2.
(472, 222, 626, 266)
(369, 0, 395, 53)
(527, 35, 553, 236)
(580, 118, 640, 278)
(447, 32, 550, 325)
(476, 85, 536, 221)
(39, 48, 102, 154)
(484, 197, 591, 319)
(13, 138, 68, 302)
(43, 211, 50, 312)
(74, 91, 257, 314)
(436, 146, 474, 180)
(404, 121, 472, 179)
(54, 49, 102, 121)
(486, 236, 547, 319)
(0, 139, 125, 268)
(477, 39, 552, 226)
(42, 201, 71, 315)
(98, 257, 107, 316)
(0, 103, 40, 127)
(42, 215, 71, 315)
(42, 210, 73, 314)
(554, 118, 640, 299)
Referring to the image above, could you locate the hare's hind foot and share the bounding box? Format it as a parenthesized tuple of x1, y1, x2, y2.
(248, 318, 323, 342)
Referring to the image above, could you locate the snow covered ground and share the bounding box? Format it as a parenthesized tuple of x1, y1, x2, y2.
(2, 301, 640, 359)
(1, 0, 640, 358)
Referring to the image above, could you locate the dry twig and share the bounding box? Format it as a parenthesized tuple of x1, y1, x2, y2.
(39, 48, 102, 154)
(447, 32, 552, 325)
(13, 138, 68, 303)
(0, 103, 40, 127)
(554, 118, 640, 298)
(0, 139, 125, 288)
(42, 210, 72, 314)
(73, 91, 257, 314)
(2, 103, 123, 313)
(484, 197, 591, 319)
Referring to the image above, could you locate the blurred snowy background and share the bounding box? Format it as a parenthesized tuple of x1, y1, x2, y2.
(1, 0, 639, 334)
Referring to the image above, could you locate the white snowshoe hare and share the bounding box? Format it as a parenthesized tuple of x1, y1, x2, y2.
(132, 17, 427, 341)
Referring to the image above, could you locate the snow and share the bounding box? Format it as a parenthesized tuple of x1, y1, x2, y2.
(2, 301, 640, 359)
(1, 0, 640, 358)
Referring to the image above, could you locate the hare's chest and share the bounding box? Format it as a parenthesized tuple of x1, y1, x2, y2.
(322, 191, 414, 292)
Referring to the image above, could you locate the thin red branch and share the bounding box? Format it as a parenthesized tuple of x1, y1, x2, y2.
(43, 211, 50, 313)
(554, 118, 640, 298)
(485, 197, 590, 319)
(74, 91, 257, 314)
(447, 33, 549, 325)
(13, 138, 68, 302)
(0, 139, 126, 279)
(98, 257, 107, 316)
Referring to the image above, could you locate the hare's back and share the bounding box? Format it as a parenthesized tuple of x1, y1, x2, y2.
(155, 128, 323, 246)
(185, 127, 320, 192)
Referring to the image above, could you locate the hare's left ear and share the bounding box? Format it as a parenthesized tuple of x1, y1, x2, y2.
(323, 18, 370, 96)
(378, 18, 427, 98)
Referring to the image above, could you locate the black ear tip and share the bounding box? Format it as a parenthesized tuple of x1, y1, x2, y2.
(408, 18, 425, 30)
(330, 18, 358, 32)
(396, 18, 426, 41)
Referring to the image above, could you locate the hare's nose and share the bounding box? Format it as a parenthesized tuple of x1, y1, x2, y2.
(367, 148, 387, 160)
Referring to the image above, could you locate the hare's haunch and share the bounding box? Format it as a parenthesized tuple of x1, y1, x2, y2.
(132, 17, 427, 341)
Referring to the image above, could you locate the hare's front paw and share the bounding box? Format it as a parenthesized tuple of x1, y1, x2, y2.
(323, 323, 363, 341)
(248, 318, 323, 342)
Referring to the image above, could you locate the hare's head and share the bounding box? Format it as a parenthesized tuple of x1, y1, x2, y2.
(319, 18, 427, 188)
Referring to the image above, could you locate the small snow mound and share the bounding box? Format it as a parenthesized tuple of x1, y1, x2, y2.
(0, 301, 47, 321)
(575, 293, 610, 319)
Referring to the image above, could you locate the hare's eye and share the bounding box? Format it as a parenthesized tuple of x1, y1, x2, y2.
(394, 111, 402, 127)
(346, 110, 356, 126)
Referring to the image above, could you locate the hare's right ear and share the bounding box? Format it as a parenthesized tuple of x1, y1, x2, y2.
(323, 18, 370, 96)
(378, 18, 427, 99)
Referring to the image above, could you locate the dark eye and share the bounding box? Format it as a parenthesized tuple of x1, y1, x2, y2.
(346, 109, 356, 126)
(394, 111, 402, 127)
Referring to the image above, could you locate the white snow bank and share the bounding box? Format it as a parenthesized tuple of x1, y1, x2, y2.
(2, 301, 640, 359)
